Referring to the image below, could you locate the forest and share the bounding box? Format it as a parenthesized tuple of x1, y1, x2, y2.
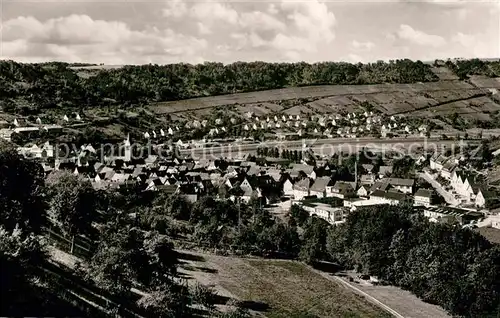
(0, 59, 439, 114)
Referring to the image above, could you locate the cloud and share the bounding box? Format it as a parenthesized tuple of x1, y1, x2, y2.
(395, 24, 446, 47)
(1, 14, 208, 64)
(160, 0, 337, 61)
(452, 32, 499, 58)
(0, 1, 496, 64)
(351, 40, 375, 51)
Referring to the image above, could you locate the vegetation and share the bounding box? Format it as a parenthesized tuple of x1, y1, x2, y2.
(0, 141, 45, 234)
(445, 59, 500, 80)
(327, 204, 500, 317)
(215, 258, 391, 318)
(0, 60, 438, 114)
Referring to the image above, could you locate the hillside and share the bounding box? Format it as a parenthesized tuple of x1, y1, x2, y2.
(1, 58, 500, 143)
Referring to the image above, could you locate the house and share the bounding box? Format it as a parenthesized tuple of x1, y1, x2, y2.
(370, 189, 408, 205)
(291, 163, 316, 179)
(370, 180, 391, 193)
(475, 188, 497, 208)
(430, 154, 449, 171)
(331, 181, 355, 199)
(378, 166, 393, 178)
(414, 188, 434, 206)
(283, 178, 294, 197)
(385, 178, 414, 194)
(360, 174, 376, 185)
(293, 178, 312, 200)
(440, 161, 458, 179)
(422, 206, 483, 225)
(309, 177, 335, 198)
(357, 185, 370, 197)
(309, 203, 345, 224)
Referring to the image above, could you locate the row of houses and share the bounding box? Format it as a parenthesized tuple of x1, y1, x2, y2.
(430, 153, 495, 208)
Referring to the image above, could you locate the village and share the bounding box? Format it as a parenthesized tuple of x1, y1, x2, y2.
(4, 109, 500, 238)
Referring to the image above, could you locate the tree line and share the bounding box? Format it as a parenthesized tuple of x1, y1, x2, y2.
(0, 60, 438, 114)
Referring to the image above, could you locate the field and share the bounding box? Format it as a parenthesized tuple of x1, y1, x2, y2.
(152, 79, 500, 124)
(178, 250, 393, 318)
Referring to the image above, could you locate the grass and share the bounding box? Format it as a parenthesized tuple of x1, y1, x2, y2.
(215, 258, 391, 318)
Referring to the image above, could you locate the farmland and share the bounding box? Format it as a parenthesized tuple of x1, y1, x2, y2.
(178, 250, 392, 318)
(152, 78, 500, 125)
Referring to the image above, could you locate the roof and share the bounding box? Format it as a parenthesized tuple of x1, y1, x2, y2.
(333, 181, 354, 192)
(371, 190, 407, 201)
(379, 166, 393, 175)
(370, 180, 391, 192)
(291, 163, 314, 175)
(310, 177, 334, 192)
(423, 206, 484, 219)
(442, 161, 457, 171)
(386, 178, 414, 187)
(293, 178, 311, 191)
(362, 164, 374, 172)
(360, 174, 375, 183)
(414, 188, 434, 198)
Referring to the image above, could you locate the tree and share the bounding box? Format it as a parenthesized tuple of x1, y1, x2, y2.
(191, 283, 217, 311)
(143, 232, 178, 284)
(46, 171, 96, 249)
(137, 282, 191, 318)
(0, 142, 45, 234)
(288, 204, 309, 227)
(325, 204, 500, 317)
(89, 226, 150, 295)
(164, 194, 192, 221)
(0, 226, 59, 316)
(299, 216, 329, 264)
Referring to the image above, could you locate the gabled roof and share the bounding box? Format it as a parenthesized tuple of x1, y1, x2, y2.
(371, 189, 407, 201)
(370, 180, 391, 192)
(414, 188, 434, 198)
(386, 178, 414, 187)
(310, 177, 334, 192)
(291, 163, 314, 175)
(293, 178, 311, 191)
(379, 165, 393, 175)
(333, 181, 354, 192)
(442, 161, 457, 172)
(361, 164, 374, 172)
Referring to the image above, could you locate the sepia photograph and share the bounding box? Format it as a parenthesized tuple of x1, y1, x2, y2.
(0, 0, 499, 317)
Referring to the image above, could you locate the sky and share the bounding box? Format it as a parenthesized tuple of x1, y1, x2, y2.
(0, 0, 499, 64)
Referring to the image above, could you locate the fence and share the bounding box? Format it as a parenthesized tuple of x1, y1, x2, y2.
(43, 227, 96, 259)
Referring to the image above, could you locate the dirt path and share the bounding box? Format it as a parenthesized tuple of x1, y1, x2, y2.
(179, 250, 453, 318)
(313, 271, 404, 318)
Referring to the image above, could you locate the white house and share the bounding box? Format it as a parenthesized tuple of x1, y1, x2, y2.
(293, 178, 311, 200)
(385, 178, 414, 194)
(331, 181, 355, 199)
(414, 188, 434, 206)
(357, 185, 370, 197)
(310, 177, 335, 198)
(283, 179, 294, 197)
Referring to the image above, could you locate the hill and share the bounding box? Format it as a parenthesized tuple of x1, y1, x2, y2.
(1, 58, 500, 143)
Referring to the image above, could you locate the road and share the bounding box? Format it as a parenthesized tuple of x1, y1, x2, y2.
(178, 137, 476, 159)
(419, 171, 459, 206)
